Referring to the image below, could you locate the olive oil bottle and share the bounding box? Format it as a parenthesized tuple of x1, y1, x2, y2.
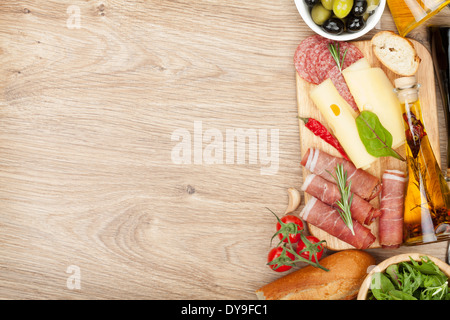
(394, 76, 450, 245)
(387, 0, 450, 37)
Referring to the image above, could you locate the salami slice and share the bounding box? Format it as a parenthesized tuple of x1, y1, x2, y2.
(300, 148, 381, 201)
(299, 197, 376, 249)
(302, 174, 381, 226)
(379, 170, 406, 249)
(294, 35, 323, 84)
(310, 38, 334, 84)
(327, 66, 360, 113)
(340, 41, 364, 69)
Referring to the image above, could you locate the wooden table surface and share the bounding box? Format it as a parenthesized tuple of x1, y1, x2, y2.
(0, 1, 449, 300)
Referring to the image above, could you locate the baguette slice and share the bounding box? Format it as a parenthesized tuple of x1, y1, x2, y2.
(255, 250, 375, 300)
(371, 31, 421, 76)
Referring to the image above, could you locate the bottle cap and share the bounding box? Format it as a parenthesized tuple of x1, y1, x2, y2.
(394, 76, 417, 89)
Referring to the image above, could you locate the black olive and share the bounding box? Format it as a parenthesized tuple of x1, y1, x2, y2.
(304, 0, 320, 7)
(322, 18, 345, 35)
(346, 14, 366, 32)
(351, 0, 368, 16)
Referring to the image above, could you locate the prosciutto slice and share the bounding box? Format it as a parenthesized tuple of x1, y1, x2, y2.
(379, 170, 406, 249)
(301, 148, 381, 201)
(299, 197, 376, 249)
(301, 174, 381, 225)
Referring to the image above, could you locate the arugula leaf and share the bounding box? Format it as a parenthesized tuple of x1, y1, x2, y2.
(368, 256, 450, 300)
(420, 281, 449, 300)
(389, 290, 417, 300)
(355, 110, 405, 161)
(370, 272, 396, 300)
(386, 264, 401, 289)
(399, 262, 422, 295)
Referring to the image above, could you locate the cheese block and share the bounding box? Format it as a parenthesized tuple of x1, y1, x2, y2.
(343, 68, 405, 149)
(310, 78, 377, 169)
(343, 57, 371, 73)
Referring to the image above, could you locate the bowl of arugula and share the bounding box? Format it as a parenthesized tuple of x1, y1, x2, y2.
(357, 253, 450, 300)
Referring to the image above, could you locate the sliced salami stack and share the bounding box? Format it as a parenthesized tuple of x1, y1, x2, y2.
(293, 35, 364, 113)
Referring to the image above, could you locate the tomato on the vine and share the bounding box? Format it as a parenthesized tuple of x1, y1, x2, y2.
(267, 246, 295, 272)
(296, 235, 325, 263)
(274, 214, 304, 244)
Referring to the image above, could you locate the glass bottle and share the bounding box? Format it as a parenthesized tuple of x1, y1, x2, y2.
(387, 0, 450, 37)
(394, 76, 450, 245)
(429, 26, 450, 180)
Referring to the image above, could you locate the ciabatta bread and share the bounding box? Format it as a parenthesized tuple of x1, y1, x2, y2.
(255, 250, 376, 300)
(371, 31, 421, 76)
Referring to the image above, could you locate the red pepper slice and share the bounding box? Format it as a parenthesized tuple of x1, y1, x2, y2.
(300, 117, 350, 161)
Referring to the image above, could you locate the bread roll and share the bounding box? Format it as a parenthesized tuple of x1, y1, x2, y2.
(255, 250, 375, 300)
(371, 31, 421, 76)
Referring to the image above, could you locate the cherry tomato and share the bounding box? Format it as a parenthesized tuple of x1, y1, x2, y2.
(296, 235, 325, 263)
(267, 246, 295, 272)
(276, 215, 304, 244)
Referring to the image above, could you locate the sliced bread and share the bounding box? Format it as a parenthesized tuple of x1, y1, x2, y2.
(371, 31, 421, 76)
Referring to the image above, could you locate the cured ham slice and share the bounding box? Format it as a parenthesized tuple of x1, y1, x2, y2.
(299, 197, 376, 249)
(379, 170, 407, 249)
(300, 148, 381, 201)
(301, 174, 381, 226)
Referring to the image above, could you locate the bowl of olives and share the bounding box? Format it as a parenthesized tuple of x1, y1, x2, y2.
(294, 0, 386, 41)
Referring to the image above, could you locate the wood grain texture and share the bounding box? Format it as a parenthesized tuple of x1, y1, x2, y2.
(0, 1, 449, 300)
(297, 39, 438, 250)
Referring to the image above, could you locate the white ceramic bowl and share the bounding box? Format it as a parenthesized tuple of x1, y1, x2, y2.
(294, 0, 386, 41)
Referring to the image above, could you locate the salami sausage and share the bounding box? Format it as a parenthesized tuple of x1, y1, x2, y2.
(379, 170, 406, 249)
(299, 197, 376, 249)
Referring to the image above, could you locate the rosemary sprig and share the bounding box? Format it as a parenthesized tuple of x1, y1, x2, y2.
(328, 42, 348, 73)
(328, 164, 355, 235)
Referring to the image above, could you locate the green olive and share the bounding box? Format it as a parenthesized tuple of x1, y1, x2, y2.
(366, 0, 380, 12)
(321, 0, 334, 11)
(311, 4, 332, 26)
(332, 0, 354, 19)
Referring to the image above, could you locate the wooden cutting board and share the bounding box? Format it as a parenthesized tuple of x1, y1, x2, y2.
(296, 39, 439, 251)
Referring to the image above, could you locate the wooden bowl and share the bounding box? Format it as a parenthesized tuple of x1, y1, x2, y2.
(357, 253, 450, 300)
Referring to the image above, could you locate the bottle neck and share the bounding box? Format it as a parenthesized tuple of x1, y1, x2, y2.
(395, 84, 420, 104)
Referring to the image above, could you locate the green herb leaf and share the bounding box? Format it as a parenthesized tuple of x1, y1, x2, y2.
(328, 42, 348, 73)
(355, 110, 405, 161)
(327, 164, 354, 235)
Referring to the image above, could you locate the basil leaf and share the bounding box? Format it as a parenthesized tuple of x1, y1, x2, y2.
(355, 110, 405, 161)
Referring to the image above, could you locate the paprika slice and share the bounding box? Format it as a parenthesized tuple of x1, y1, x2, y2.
(299, 117, 350, 161)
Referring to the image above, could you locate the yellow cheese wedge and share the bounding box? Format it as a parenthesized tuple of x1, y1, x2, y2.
(343, 57, 371, 73)
(310, 78, 377, 169)
(343, 67, 405, 149)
